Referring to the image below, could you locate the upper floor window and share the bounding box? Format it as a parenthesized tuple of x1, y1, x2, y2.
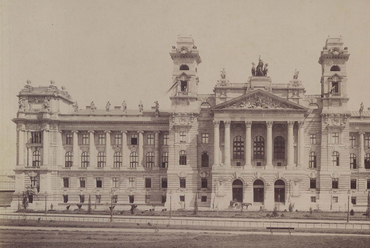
(350, 134, 356, 146)
(65, 152, 73, 167)
(367, 179, 370, 190)
(96, 178, 102, 188)
(180, 64, 189, 70)
(114, 133, 122, 145)
(180, 81, 188, 92)
(365, 135, 370, 147)
(201, 178, 208, 188)
(82, 133, 89, 145)
(330, 65, 341, 71)
(180, 132, 186, 143)
(31, 132, 42, 143)
(112, 177, 119, 188)
(331, 82, 339, 94)
(161, 177, 168, 188)
(79, 177, 86, 188)
(131, 134, 138, 145)
(97, 152, 106, 167)
(81, 152, 89, 167)
(66, 133, 73, 145)
(310, 178, 316, 189)
(162, 152, 168, 168)
(179, 150, 187, 165)
(146, 152, 154, 168)
(147, 134, 154, 145)
(32, 150, 41, 167)
(180, 178, 186, 188)
(331, 132, 339, 144)
(254, 136, 264, 159)
(113, 152, 122, 168)
(365, 153, 370, 169)
(201, 152, 209, 167)
(98, 133, 106, 145)
(145, 178, 152, 188)
(332, 178, 339, 189)
(201, 133, 209, 144)
(351, 179, 357, 189)
(130, 152, 138, 168)
(274, 136, 285, 160)
(233, 136, 244, 159)
(350, 153, 357, 169)
(332, 151, 340, 166)
(163, 134, 169, 145)
(310, 134, 317, 145)
(63, 177, 69, 188)
(129, 177, 135, 188)
(309, 151, 316, 168)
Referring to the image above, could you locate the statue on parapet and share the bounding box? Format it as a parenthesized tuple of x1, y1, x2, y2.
(251, 63, 256, 76)
(73, 102, 78, 112)
(43, 98, 50, 111)
(106, 101, 111, 111)
(221, 68, 226, 79)
(19, 98, 26, 111)
(263, 63, 268, 76)
(254, 56, 268, 76)
(360, 102, 364, 115)
(154, 101, 159, 112)
(90, 101, 96, 112)
(138, 101, 143, 112)
(122, 100, 127, 113)
(293, 69, 299, 79)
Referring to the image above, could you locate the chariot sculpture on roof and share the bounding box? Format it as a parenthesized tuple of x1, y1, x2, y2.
(252, 56, 268, 76)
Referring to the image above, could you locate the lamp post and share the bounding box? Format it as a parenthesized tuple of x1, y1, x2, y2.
(169, 191, 172, 219)
(110, 188, 115, 223)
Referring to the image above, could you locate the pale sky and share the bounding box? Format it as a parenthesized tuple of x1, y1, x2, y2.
(1, 0, 370, 174)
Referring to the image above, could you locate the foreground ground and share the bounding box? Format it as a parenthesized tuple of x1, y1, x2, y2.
(0, 228, 370, 248)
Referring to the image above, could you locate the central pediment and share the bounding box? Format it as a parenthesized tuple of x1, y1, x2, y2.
(213, 89, 307, 111)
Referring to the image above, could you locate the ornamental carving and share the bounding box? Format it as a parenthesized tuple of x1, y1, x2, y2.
(323, 113, 349, 127)
(225, 94, 298, 110)
(171, 112, 196, 125)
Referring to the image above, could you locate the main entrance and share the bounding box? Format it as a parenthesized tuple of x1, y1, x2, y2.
(232, 179, 243, 202)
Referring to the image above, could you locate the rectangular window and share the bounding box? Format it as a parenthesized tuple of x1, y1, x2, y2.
(332, 178, 339, 189)
(350, 134, 356, 146)
(66, 133, 73, 145)
(79, 177, 86, 188)
(82, 133, 89, 145)
(180, 81, 187, 92)
(332, 196, 338, 203)
(331, 82, 339, 93)
(201, 178, 207, 189)
(28, 195, 33, 203)
(31, 132, 42, 143)
(310, 134, 317, 145)
(112, 195, 118, 204)
(332, 132, 339, 144)
(161, 178, 167, 188)
(129, 177, 135, 188)
(310, 178, 316, 189)
(96, 195, 101, 203)
(368, 179, 370, 189)
(80, 195, 85, 203)
(365, 135, 370, 147)
(98, 133, 106, 145)
(63, 177, 69, 188)
(163, 134, 169, 145)
(115, 133, 122, 145)
(180, 132, 186, 143)
(180, 195, 185, 202)
(145, 178, 152, 188)
(162, 195, 166, 203)
(180, 178, 186, 188)
(131, 134, 138, 145)
(201, 133, 209, 144)
(63, 195, 68, 203)
(112, 177, 119, 188)
(351, 196, 357, 205)
(147, 134, 154, 145)
(129, 195, 134, 203)
(96, 178, 102, 188)
(201, 196, 207, 202)
(311, 196, 316, 203)
(351, 179, 357, 189)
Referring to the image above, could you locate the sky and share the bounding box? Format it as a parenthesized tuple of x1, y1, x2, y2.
(1, 0, 370, 174)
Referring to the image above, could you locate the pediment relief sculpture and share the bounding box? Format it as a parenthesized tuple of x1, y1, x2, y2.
(225, 94, 298, 110)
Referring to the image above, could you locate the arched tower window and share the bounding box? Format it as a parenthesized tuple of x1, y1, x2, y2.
(81, 152, 89, 168)
(330, 65, 341, 71)
(180, 64, 189, 70)
(179, 150, 187, 165)
(130, 152, 138, 168)
(201, 152, 209, 167)
(332, 151, 339, 166)
(253, 136, 264, 159)
(274, 136, 285, 159)
(113, 152, 122, 168)
(233, 136, 244, 159)
(32, 150, 41, 167)
(274, 180, 285, 203)
(65, 152, 73, 167)
(97, 152, 106, 167)
(146, 152, 154, 168)
(253, 180, 264, 203)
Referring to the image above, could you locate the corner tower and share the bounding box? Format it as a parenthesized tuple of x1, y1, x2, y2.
(169, 35, 201, 110)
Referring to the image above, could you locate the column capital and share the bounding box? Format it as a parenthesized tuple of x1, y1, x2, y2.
(154, 131, 161, 134)
(298, 121, 305, 127)
(16, 128, 25, 132)
(359, 131, 365, 135)
(88, 130, 95, 134)
(104, 130, 111, 134)
(224, 121, 231, 128)
(245, 121, 252, 128)
(121, 130, 128, 134)
(266, 121, 273, 128)
(71, 130, 79, 133)
(137, 130, 144, 134)
(213, 121, 220, 127)
(287, 121, 295, 127)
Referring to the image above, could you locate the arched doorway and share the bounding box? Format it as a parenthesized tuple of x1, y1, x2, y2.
(232, 180, 243, 202)
(274, 180, 285, 203)
(253, 180, 264, 203)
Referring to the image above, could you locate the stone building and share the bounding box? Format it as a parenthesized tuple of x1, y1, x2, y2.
(11, 36, 370, 211)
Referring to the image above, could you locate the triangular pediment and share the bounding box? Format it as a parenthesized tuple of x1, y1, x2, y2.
(213, 90, 307, 111)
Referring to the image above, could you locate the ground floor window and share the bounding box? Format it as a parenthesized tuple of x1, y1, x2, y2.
(129, 195, 134, 203)
(351, 196, 356, 205)
(201, 196, 207, 202)
(253, 179, 264, 203)
(274, 180, 285, 203)
(311, 196, 316, 203)
(79, 195, 85, 203)
(180, 195, 185, 202)
(161, 195, 166, 204)
(63, 195, 68, 203)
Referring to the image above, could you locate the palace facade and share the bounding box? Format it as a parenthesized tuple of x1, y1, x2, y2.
(12, 36, 370, 211)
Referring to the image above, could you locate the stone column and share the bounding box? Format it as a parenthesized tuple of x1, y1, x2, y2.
(18, 128, 25, 166)
(27, 131, 32, 167)
(213, 121, 220, 165)
(359, 132, 364, 169)
(224, 121, 231, 166)
(89, 131, 95, 167)
(245, 121, 252, 167)
(138, 131, 144, 166)
(122, 131, 128, 167)
(43, 128, 49, 166)
(58, 131, 64, 167)
(105, 131, 112, 167)
(266, 121, 273, 168)
(72, 131, 79, 167)
(155, 131, 160, 167)
(298, 121, 305, 168)
(287, 121, 295, 167)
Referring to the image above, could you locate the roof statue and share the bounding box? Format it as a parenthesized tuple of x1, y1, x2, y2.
(251, 63, 256, 76)
(360, 102, 364, 116)
(26, 80, 31, 85)
(122, 100, 127, 113)
(43, 98, 50, 111)
(90, 101, 96, 112)
(221, 68, 226, 79)
(154, 101, 159, 112)
(50, 80, 55, 85)
(18, 98, 26, 111)
(138, 101, 143, 112)
(254, 56, 268, 76)
(106, 101, 111, 111)
(73, 102, 78, 112)
(293, 69, 299, 79)
(263, 63, 268, 76)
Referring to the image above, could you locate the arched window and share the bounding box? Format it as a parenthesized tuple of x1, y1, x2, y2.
(97, 152, 106, 167)
(65, 152, 73, 167)
(113, 152, 122, 168)
(162, 152, 168, 168)
(146, 152, 154, 168)
(332, 151, 339, 166)
(253, 180, 264, 203)
(365, 153, 370, 169)
(130, 152, 138, 168)
(330, 65, 341, 71)
(274, 136, 285, 159)
(180, 64, 189, 70)
(309, 151, 316, 168)
(201, 152, 209, 167)
(253, 136, 264, 159)
(274, 180, 285, 203)
(32, 150, 41, 167)
(233, 136, 244, 159)
(81, 152, 89, 168)
(350, 153, 357, 169)
(179, 150, 187, 165)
